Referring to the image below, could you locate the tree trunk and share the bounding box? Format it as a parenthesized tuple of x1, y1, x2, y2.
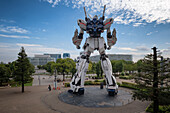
(21, 73, 24, 93)
(153, 47, 159, 113)
(0, 80, 2, 86)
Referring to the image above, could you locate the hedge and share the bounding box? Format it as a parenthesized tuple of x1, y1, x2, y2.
(146, 103, 170, 113)
(119, 82, 138, 90)
(119, 75, 133, 79)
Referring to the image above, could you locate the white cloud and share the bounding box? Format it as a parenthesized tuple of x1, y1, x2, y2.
(133, 23, 143, 27)
(117, 47, 137, 51)
(136, 46, 150, 51)
(45, 0, 170, 26)
(0, 19, 15, 23)
(146, 30, 158, 36)
(0, 42, 77, 63)
(16, 43, 42, 47)
(146, 32, 152, 36)
(0, 34, 30, 39)
(165, 42, 170, 45)
(161, 47, 170, 58)
(0, 25, 29, 34)
(42, 29, 46, 32)
(0, 45, 10, 48)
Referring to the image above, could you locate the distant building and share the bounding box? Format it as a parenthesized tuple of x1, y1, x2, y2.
(89, 54, 132, 62)
(28, 55, 55, 66)
(44, 53, 61, 61)
(63, 53, 70, 58)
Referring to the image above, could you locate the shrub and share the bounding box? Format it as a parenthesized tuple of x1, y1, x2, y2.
(121, 72, 125, 76)
(120, 82, 138, 90)
(94, 79, 99, 82)
(146, 103, 170, 113)
(117, 82, 121, 86)
(64, 83, 70, 87)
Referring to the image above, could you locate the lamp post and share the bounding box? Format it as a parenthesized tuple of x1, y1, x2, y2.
(54, 67, 57, 89)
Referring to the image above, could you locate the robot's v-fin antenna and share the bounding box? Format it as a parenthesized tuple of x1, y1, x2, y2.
(88, 14, 92, 19)
(84, 7, 88, 21)
(102, 5, 106, 20)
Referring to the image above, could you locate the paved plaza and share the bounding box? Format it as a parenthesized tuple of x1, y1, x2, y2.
(0, 83, 150, 113)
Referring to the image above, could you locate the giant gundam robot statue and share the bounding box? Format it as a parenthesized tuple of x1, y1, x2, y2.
(69, 5, 118, 96)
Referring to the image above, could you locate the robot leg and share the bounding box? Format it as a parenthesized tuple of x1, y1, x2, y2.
(100, 54, 118, 96)
(69, 55, 89, 95)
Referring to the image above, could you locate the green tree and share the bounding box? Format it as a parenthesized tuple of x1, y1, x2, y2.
(115, 60, 123, 73)
(96, 62, 100, 77)
(88, 61, 92, 73)
(0, 63, 11, 86)
(8, 61, 17, 77)
(55, 58, 73, 81)
(95, 61, 103, 78)
(91, 62, 96, 74)
(37, 65, 43, 69)
(99, 61, 103, 77)
(69, 59, 76, 77)
(136, 59, 143, 73)
(111, 60, 116, 73)
(44, 61, 55, 75)
(13, 47, 34, 92)
(133, 54, 170, 112)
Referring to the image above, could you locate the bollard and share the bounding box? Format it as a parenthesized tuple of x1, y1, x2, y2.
(100, 82, 103, 89)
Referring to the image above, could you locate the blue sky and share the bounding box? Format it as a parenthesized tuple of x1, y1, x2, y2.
(0, 0, 170, 63)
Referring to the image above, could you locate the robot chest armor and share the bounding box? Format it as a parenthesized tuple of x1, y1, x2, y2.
(86, 18, 104, 38)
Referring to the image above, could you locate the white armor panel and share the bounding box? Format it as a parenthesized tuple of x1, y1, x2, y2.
(84, 37, 106, 54)
(77, 19, 86, 31)
(72, 29, 82, 46)
(104, 18, 114, 29)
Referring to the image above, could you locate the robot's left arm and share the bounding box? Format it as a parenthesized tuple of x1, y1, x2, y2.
(72, 19, 86, 49)
(104, 18, 117, 50)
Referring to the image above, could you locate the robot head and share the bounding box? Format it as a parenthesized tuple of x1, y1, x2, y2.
(84, 5, 106, 21)
(93, 15, 98, 20)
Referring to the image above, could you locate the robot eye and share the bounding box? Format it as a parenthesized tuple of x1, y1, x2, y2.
(79, 20, 81, 22)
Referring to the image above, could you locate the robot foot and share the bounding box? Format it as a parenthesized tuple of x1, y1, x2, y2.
(107, 89, 118, 96)
(78, 88, 84, 95)
(71, 88, 84, 95)
(68, 88, 84, 95)
(68, 89, 73, 93)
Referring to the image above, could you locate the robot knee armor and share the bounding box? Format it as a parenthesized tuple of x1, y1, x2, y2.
(100, 54, 108, 61)
(81, 54, 89, 63)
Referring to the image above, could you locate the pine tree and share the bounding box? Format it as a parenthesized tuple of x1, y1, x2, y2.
(13, 47, 34, 92)
(133, 49, 170, 113)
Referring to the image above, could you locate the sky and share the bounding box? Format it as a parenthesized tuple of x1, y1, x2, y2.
(0, 0, 170, 63)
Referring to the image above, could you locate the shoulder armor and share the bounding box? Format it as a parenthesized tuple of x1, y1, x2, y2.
(77, 19, 86, 31)
(103, 18, 114, 29)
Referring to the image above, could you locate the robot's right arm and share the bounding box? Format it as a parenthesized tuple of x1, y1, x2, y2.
(72, 19, 86, 49)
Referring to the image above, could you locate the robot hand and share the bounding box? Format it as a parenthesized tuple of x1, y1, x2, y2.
(107, 46, 111, 50)
(107, 28, 117, 47)
(112, 28, 117, 41)
(72, 29, 83, 49)
(76, 45, 80, 49)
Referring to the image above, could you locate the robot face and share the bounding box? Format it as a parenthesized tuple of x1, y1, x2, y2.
(93, 15, 98, 23)
(93, 15, 98, 20)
